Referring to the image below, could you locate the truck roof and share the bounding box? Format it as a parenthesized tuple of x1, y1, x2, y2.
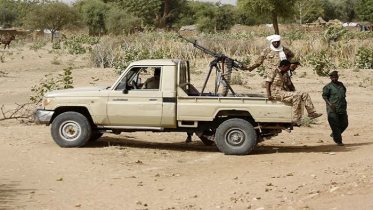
(130, 59, 182, 66)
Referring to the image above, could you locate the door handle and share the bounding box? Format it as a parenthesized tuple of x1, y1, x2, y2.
(113, 98, 128, 101)
(148, 98, 157, 101)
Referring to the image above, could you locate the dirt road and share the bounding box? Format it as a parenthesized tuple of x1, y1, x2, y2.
(1, 44, 373, 210)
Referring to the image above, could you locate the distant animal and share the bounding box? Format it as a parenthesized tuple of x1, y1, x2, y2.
(0, 35, 16, 49)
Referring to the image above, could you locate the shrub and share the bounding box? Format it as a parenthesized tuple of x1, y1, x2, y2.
(30, 67, 74, 105)
(301, 115, 317, 127)
(30, 40, 47, 51)
(230, 73, 243, 85)
(307, 50, 336, 76)
(62, 35, 100, 55)
(355, 46, 373, 69)
(256, 65, 266, 78)
(52, 41, 61, 49)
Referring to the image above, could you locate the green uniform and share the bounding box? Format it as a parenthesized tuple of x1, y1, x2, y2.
(322, 81, 348, 143)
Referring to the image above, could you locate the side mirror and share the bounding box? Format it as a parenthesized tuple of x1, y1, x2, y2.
(122, 77, 128, 94)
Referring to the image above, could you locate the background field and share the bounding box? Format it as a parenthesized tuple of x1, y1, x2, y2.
(1, 31, 373, 209)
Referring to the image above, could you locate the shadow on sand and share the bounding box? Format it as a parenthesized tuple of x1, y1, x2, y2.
(85, 136, 373, 155)
(0, 181, 35, 210)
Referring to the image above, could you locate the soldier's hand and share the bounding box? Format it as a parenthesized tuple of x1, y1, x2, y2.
(241, 66, 253, 71)
(268, 96, 275, 100)
(330, 104, 336, 112)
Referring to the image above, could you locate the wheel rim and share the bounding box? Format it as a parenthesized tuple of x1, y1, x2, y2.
(225, 128, 246, 147)
(59, 120, 82, 142)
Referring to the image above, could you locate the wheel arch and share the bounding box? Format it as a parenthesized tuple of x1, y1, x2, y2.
(214, 109, 256, 124)
(51, 106, 94, 126)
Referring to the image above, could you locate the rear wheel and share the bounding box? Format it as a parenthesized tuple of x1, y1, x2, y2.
(195, 130, 215, 146)
(215, 118, 257, 155)
(51, 112, 92, 147)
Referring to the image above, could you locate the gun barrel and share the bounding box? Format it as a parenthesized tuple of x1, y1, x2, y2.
(178, 34, 244, 69)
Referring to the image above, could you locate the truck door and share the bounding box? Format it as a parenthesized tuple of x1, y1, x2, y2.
(107, 66, 163, 126)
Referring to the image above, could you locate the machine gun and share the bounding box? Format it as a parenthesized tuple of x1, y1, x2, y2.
(178, 34, 246, 96)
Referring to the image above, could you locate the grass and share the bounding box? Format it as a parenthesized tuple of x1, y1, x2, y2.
(301, 115, 318, 127)
(51, 57, 62, 65)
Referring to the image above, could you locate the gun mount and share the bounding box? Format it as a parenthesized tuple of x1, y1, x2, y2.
(178, 34, 245, 96)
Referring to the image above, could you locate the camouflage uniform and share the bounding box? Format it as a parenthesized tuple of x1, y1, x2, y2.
(249, 47, 294, 74)
(266, 68, 316, 122)
(283, 73, 295, 91)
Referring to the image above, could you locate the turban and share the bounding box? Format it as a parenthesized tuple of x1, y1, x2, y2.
(266, 34, 281, 42)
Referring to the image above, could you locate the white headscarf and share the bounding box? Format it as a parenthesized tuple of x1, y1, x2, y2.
(266, 34, 287, 61)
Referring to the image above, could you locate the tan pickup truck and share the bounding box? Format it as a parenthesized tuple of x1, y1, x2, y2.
(34, 59, 293, 155)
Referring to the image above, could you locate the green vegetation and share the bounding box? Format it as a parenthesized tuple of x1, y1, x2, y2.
(25, 2, 79, 42)
(355, 46, 373, 69)
(30, 40, 47, 51)
(0, 0, 368, 35)
(30, 67, 74, 105)
(307, 50, 336, 76)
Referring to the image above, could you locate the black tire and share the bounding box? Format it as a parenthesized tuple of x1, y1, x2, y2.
(195, 130, 215, 146)
(51, 112, 92, 147)
(215, 118, 257, 155)
(89, 131, 103, 141)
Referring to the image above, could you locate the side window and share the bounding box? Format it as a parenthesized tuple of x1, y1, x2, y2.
(115, 66, 161, 91)
(141, 67, 161, 90)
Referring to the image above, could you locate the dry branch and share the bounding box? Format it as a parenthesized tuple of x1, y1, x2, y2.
(0, 103, 35, 122)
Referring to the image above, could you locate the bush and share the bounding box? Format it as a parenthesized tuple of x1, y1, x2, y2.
(52, 41, 61, 49)
(355, 46, 373, 69)
(105, 8, 142, 35)
(62, 35, 100, 55)
(30, 40, 47, 51)
(307, 50, 336, 76)
(301, 115, 317, 127)
(30, 67, 74, 105)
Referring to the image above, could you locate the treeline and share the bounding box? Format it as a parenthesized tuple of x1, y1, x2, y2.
(0, 0, 372, 35)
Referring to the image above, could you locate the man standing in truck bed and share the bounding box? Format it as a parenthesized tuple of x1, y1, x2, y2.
(266, 60, 323, 126)
(244, 35, 294, 73)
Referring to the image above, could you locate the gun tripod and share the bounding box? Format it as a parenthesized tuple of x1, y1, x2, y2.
(200, 58, 237, 97)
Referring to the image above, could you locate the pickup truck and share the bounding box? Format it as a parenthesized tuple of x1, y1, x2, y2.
(34, 59, 293, 155)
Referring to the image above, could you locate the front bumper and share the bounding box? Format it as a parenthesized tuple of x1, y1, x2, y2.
(33, 109, 54, 125)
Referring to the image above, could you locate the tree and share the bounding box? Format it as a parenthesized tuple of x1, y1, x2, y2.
(26, 2, 79, 42)
(175, 1, 236, 33)
(0, 0, 18, 28)
(294, 0, 324, 24)
(115, 0, 187, 28)
(81, 0, 110, 35)
(341, 0, 358, 22)
(237, 0, 297, 34)
(235, 3, 269, 26)
(355, 0, 373, 22)
(105, 7, 141, 35)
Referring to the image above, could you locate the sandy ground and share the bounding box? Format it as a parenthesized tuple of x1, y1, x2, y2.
(1, 43, 373, 210)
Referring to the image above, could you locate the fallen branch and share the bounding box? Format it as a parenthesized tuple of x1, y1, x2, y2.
(0, 103, 35, 122)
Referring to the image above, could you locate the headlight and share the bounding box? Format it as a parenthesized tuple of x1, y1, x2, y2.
(43, 98, 54, 106)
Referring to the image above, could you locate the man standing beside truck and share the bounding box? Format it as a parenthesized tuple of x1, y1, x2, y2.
(266, 60, 322, 126)
(322, 71, 348, 146)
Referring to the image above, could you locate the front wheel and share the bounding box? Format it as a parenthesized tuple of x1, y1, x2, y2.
(89, 131, 103, 141)
(51, 112, 92, 147)
(215, 118, 257, 155)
